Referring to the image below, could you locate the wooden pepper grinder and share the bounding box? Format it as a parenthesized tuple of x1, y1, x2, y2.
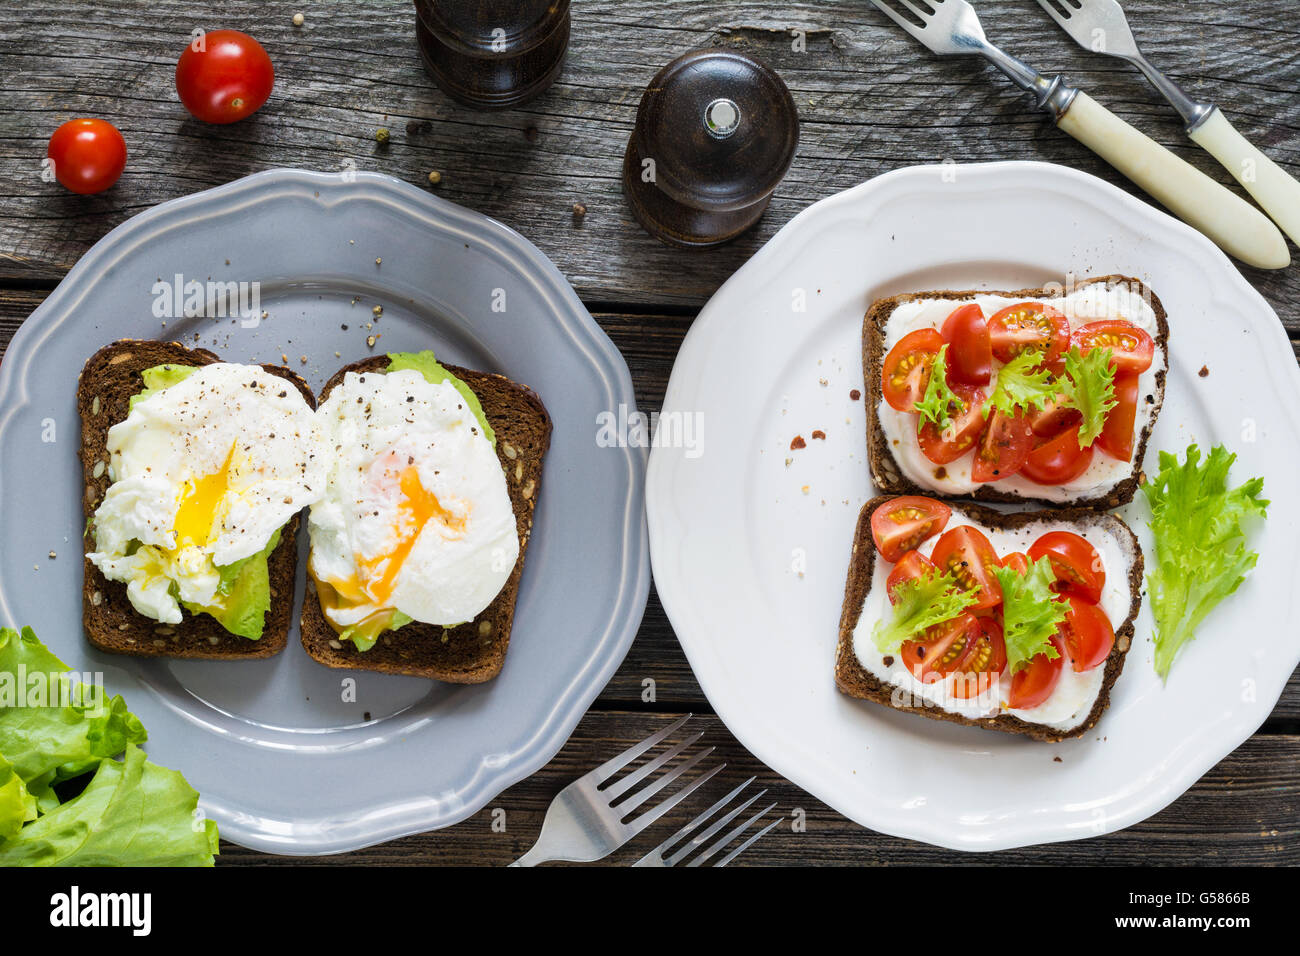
(413, 0, 571, 109)
(623, 48, 799, 247)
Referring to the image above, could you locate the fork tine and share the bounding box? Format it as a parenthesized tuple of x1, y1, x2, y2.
(621, 759, 725, 837)
(615, 744, 713, 817)
(868, 0, 930, 41)
(664, 788, 766, 866)
(714, 814, 786, 868)
(1034, 0, 1073, 26)
(634, 775, 756, 865)
(602, 731, 703, 802)
(589, 713, 691, 783)
(688, 801, 780, 868)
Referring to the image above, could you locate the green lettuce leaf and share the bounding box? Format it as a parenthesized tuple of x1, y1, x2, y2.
(0, 744, 218, 867)
(387, 350, 495, 446)
(1059, 347, 1117, 448)
(983, 352, 1059, 417)
(1141, 444, 1268, 680)
(182, 528, 281, 641)
(0, 754, 37, 843)
(0, 627, 147, 803)
(873, 569, 979, 654)
(128, 363, 198, 410)
(912, 346, 967, 436)
(0, 626, 217, 865)
(991, 558, 1067, 672)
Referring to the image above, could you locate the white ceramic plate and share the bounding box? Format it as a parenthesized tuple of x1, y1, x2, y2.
(0, 169, 649, 854)
(647, 161, 1300, 851)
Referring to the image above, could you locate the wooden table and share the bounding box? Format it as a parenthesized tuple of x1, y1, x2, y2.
(1, 0, 1296, 865)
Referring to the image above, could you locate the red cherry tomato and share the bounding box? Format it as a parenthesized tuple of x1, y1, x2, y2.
(918, 384, 987, 465)
(870, 496, 951, 564)
(1026, 392, 1082, 439)
(885, 550, 934, 602)
(941, 304, 992, 386)
(175, 30, 274, 124)
(1028, 531, 1105, 604)
(1007, 635, 1066, 710)
(1059, 596, 1115, 672)
(1097, 371, 1140, 462)
(881, 329, 944, 412)
(950, 616, 1007, 699)
(46, 119, 127, 195)
(971, 409, 1034, 483)
(930, 526, 1002, 611)
(1001, 551, 1029, 575)
(988, 303, 1070, 366)
(1020, 424, 1095, 486)
(900, 613, 980, 684)
(1071, 320, 1154, 375)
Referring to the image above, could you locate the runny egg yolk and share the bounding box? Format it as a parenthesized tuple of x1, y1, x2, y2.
(312, 463, 469, 645)
(174, 444, 236, 548)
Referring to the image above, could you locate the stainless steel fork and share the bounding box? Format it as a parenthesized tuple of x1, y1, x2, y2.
(509, 714, 724, 866)
(1036, 0, 1300, 246)
(867, 0, 1288, 269)
(632, 777, 785, 867)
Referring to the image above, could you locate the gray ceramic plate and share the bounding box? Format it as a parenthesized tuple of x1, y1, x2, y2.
(0, 168, 649, 854)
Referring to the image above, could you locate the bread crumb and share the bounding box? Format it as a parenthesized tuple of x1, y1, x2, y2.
(801, 485, 810, 494)
(790, 435, 806, 450)
(811, 429, 826, 440)
(849, 389, 861, 401)
(1198, 365, 1209, 378)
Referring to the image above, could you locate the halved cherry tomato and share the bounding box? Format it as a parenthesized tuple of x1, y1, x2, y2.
(1028, 531, 1105, 604)
(1007, 634, 1066, 710)
(1027, 392, 1081, 439)
(1096, 371, 1139, 462)
(1059, 596, 1114, 672)
(941, 304, 992, 386)
(882, 329, 944, 412)
(971, 409, 1034, 483)
(930, 526, 1002, 611)
(1020, 424, 1095, 485)
(988, 303, 1070, 366)
(46, 119, 127, 195)
(950, 616, 1007, 700)
(1071, 320, 1154, 375)
(175, 29, 275, 124)
(918, 384, 987, 465)
(870, 496, 951, 564)
(900, 612, 979, 684)
(1001, 551, 1029, 575)
(886, 550, 934, 602)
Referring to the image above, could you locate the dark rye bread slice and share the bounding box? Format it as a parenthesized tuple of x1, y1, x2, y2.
(299, 356, 552, 683)
(78, 339, 314, 660)
(835, 495, 1143, 743)
(865, 274, 1169, 510)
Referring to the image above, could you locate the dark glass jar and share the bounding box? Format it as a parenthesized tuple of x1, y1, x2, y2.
(623, 48, 800, 247)
(414, 0, 571, 110)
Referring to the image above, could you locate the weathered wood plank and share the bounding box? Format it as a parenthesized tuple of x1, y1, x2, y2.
(215, 710, 1300, 865)
(3, 286, 1297, 723)
(1, 0, 1297, 315)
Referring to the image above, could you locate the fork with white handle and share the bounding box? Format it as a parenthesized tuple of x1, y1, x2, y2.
(632, 777, 785, 867)
(1035, 0, 1300, 249)
(510, 714, 724, 866)
(868, 0, 1289, 269)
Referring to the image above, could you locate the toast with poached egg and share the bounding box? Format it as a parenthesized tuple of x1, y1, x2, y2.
(299, 353, 551, 683)
(79, 340, 321, 659)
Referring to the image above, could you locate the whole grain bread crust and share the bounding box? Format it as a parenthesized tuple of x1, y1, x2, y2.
(78, 339, 314, 660)
(298, 357, 552, 683)
(834, 494, 1143, 743)
(864, 275, 1169, 510)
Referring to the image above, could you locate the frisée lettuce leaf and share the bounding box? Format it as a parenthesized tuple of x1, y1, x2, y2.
(991, 558, 1067, 672)
(873, 568, 979, 654)
(1141, 444, 1267, 680)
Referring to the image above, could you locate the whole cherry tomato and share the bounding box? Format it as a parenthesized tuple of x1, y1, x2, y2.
(47, 119, 127, 195)
(175, 29, 274, 124)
